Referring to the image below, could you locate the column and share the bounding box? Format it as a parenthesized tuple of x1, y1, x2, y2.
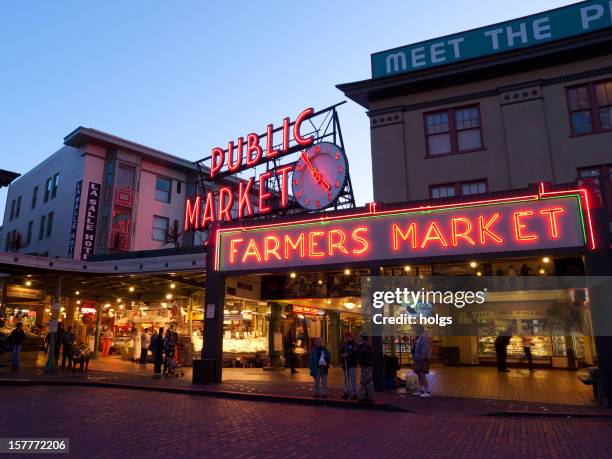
(200, 268, 225, 384)
(267, 302, 282, 368)
(44, 276, 62, 372)
(92, 302, 102, 360)
(368, 264, 385, 392)
(328, 311, 340, 365)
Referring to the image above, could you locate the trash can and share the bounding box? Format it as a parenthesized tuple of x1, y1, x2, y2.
(192, 358, 216, 384)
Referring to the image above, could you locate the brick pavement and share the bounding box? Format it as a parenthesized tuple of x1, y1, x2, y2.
(0, 386, 611, 458)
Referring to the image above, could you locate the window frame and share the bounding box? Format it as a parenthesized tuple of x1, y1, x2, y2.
(151, 215, 169, 242)
(423, 104, 485, 158)
(429, 179, 488, 199)
(44, 177, 52, 203)
(31, 186, 38, 209)
(154, 176, 172, 203)
(26, 220, 33, 245)
(38, 215, 46, 241)
(9, 199, 15, 221)
(15, 196, 21, 219)
(46, 211, 54, 238)
(566, 79, 612, 137)
(51, 173, 59, 199)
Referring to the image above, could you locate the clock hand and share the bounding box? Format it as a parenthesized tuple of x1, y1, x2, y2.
(301, 151, 331, 191)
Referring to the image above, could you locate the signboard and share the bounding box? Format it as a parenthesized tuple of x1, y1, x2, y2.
(80, 182, 101, 260)
(7, 285, 43, 299)
(215, 191, 593, 272)
(80, 306, 97, 315)
(292, 305, 320, 315)
(371, 0, 612, 78)
(67, 180, 83, 258)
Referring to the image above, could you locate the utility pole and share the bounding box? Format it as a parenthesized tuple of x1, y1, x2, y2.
(44, 276, 62, 372)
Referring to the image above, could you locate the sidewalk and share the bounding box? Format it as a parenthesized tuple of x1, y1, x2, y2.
(0, 355, 608, 417)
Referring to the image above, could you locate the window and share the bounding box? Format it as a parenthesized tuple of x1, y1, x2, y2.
(26, 220, 33, 245)
(425, 105, 482, 156)
(567, 79, 612, 135)
(15, 196, 21, 219)
(579, 167, 602, 178)
(9, 200, 15, 221)
(51, 173, 59, 198)
(430, 180, 488, 199)
(461, 181, 487, 196)
(116, 163, 136, 189)
(152, 215, 169, 241)
(46, 212, 54, 238)
(176, 181, 182, 194)
(31, 186, 38, 209)
(155, 177, 171, 203)
(44, 177, 52, 202)
(38, 215, 46, 241)
(430, 185, 456, 199)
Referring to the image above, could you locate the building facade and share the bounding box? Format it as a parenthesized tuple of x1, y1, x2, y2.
(2, 128, 198, 259)
(338, 2, 612, 229)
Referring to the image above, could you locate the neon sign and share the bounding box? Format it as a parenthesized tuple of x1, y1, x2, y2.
(184, 108, 315, 231)
(215, 189, 593, 272)
(292, 305, 320, 315)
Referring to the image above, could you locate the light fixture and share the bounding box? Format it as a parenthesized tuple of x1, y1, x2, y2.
(476, 271, 482, 277)
(60, 307, 65, 311)
(317, 279, 323, 285)
(290, 272, 296, 278)
(76, 300, 81, 305)
(45, 308, 50, 313)
(326, 299, 332, 304)
(170, 283, 176, 289)
(119, 305, 124, 310)
(27, 274, 32, 278)
(104, 303, 111, 309)
(542, 257, 550, 264)
(539, 268, 546, 275)
(404, 265, 411, 272)
(129, 286, 135, 292)
(166, 293, 173, 300)
(117, 298, 122, 303)
(344, 269, 351, 275)
(344, 302, 355, 310)
(75, 291, 80, 295)
(298, 314, 305, 319)
(469, 261, 477, 268)
(25, 280, 32, 286)
(230, 309, 239, 314)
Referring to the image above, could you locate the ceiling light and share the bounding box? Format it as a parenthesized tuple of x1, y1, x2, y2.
(469, 261, 477, 268)
(25, 280, 32, 286)
(129, 286, 135, 292)
(344, 302, 355, 309)
(104, 304, 111, 309)
(290, 272, 296, 278)
(166, 293, 173, 300)
(317, 279, 323, 285)
(542, 257, 550, 264)
(326, 300, 331, 304)
(76, 300, 81, 305)
(404, 266, 411, 272)
(119, 305, 124, 310)
(170, 283, 176, 289)
(476, 271, 482, 277)
(344, 269, 351, 275)
(539, 268, 546, 275)
(117, 298, 122, 303)
(75, 291, 80, 295)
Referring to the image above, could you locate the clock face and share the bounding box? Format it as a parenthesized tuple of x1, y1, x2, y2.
(292, 142, 349, 211)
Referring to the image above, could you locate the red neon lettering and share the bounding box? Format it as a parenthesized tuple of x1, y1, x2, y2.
(308, 231, 325, 257)
(284, 233, 305, 258)
(328, 229, 348, 255)
(184, 196, 201, 231)
(227, 139, 243, 172)
(539, 207, 564, 239)
(451, 217, 476, 247)
(421, 221, 448, 248)
(218, 186, 234, 222)
(229, 238, 243, 263)
(210, 148, 225, 178)
(242, 239, 262, 263)
(246, 133, 262, 167)
(282, 117, 290, 152)
(258, 171, 273, 213)
(478, 213, 503, 244)
(513, 211, 538, 241)
(266, 124, 279, 158)
(264, 236, 281, 261)
(293, 107, 314, 146)
(276, 164, 293, 208)
(352, 227, 369, 255)
(392, 223, 417, 251)
(238, 178, 254, 219)
(202, 191, 216, 225)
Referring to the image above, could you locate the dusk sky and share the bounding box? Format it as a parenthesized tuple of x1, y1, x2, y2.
(0, 0, 575, 221)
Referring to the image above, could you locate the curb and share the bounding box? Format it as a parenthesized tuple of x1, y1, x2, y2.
(0, 378, 410, 412)
(484, 410, 612, 419)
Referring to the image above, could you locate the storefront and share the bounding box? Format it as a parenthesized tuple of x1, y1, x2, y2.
(199, 183, 604, 386)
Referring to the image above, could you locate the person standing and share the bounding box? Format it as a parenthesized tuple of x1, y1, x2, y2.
(132, 328, 141, 363)
(495, 329, 512, 372)
(8, 322, 26, 369)
(357, 333, 375, 403)
(162, 329, 175, 376)
(152, 327, 164, 378)
(283, 332, 297, 374)
(101, 327, 114, 357)
(54, 322, 64, 365)
(340, 332, 358, 400)
(309, 337, 331, 398)
(522, 335, 534, 372)
(61, 326, 76, 369)
(412, 324, 432, 397)
(139, 328, 150, 367)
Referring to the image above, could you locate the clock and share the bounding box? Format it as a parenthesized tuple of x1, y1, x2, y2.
(292, 142, 349, 211)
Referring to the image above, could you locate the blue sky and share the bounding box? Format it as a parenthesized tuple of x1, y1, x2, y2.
(0, 0, 576, 221)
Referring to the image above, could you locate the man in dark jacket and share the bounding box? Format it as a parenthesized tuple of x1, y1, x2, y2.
(495, 329, 512, 372)
(357, 333, 375, 403)
(340, 332, 358, 400)
(309, 338, 331, 398)
(8, 322, 26, 369)
(61, 326, 76, 369)
(152, 327, 165, 378)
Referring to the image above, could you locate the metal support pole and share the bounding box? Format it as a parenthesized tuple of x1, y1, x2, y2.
(44, 276, 62, 372)
(92, 302, 102, 360)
